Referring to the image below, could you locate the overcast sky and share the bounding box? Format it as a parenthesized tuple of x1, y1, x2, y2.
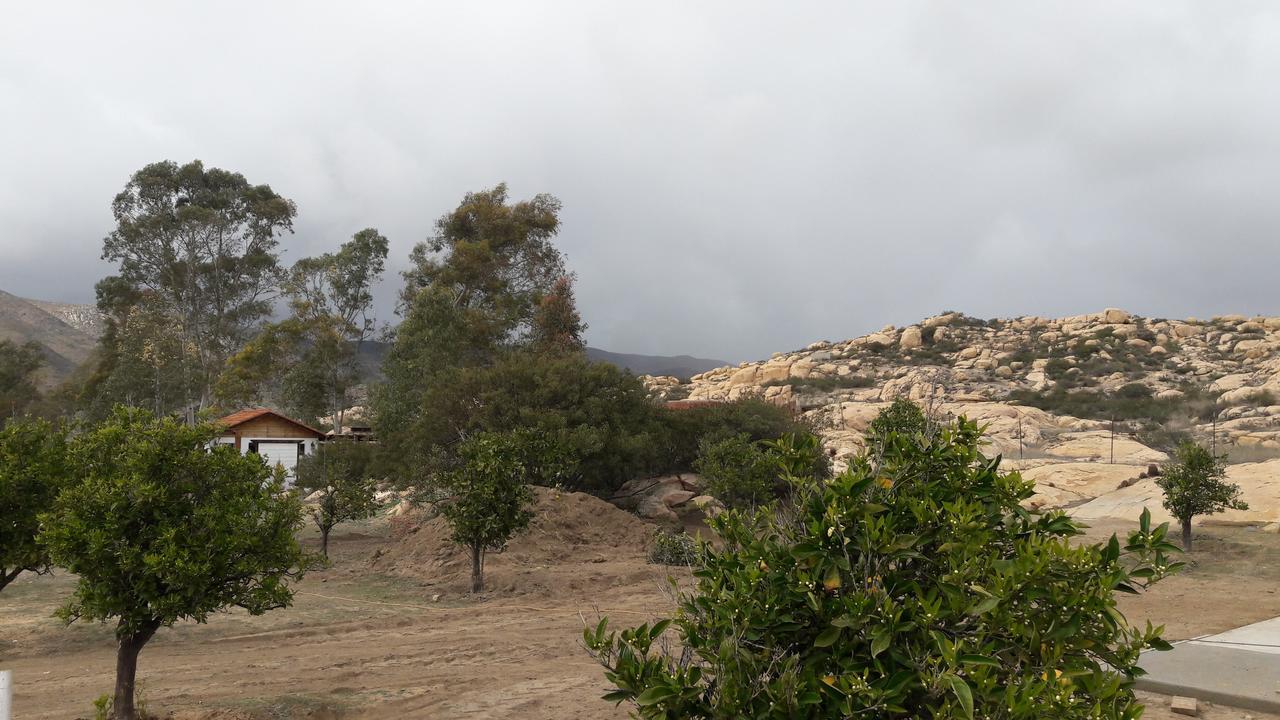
(3, 2, 1280, 362)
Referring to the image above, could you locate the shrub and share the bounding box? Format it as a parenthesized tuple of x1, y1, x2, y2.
(1007, 384, 1214, 427)
(648, 529, 700, 566)
(694, 434, 777, 509)
(586, 418, 1179, 718)
(656, 397, 813, 475)
(866, 397, 929, 441)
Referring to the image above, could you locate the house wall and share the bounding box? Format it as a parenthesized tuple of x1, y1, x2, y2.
(232, 416, 322, 445)
(215, 416, 322, 482)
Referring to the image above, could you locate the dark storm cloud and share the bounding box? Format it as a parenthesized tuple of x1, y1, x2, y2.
(3, 2, 1280, 362)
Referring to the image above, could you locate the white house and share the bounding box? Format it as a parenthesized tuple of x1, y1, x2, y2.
(214, 408, 326, 479)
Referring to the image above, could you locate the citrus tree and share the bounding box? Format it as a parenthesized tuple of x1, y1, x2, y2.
(586, 418, 1180, 719)
(0, 418, 68, 592)
(1157, 441, 1247, 551)
(40, 407, 312, 720)
(295, 440, 380, 559)
(440, 430, 577, 592)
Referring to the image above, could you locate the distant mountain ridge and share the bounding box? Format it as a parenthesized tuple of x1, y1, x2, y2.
(358, 341, 726, 382)
(2, 291, 728, 387)
(584, 347, 728, 380)
(0, 290, 97, 386)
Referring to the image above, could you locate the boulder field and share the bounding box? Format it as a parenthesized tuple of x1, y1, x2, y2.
(644, 309, 1280, 525)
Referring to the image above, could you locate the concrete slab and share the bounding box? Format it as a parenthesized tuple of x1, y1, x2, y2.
(1188, 616, 1280, 655)
(1137, 643, 1280, 713)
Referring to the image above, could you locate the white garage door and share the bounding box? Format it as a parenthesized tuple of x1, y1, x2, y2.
(256, 442, 301, 475)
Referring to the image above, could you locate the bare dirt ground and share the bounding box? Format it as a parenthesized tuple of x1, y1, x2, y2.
(3, 502, 1279, 719)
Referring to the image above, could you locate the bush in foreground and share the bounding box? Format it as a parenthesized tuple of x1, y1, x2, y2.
(587, 417, 1180, 719)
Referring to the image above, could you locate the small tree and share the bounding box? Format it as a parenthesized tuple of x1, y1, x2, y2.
(1157, 441, 1247, 551)
(40, 407, 311, 720)
(440, 430, 575, 593)
(0, 418, 68, 592)
(866, 397, 930, 443)
(587, 418, 1180, 718)
(295, 441, 380, 559)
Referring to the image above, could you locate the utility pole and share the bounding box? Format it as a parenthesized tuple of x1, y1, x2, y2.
(1110, 416, 1116, 465)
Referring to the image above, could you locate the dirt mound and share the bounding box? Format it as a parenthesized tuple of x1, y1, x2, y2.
(372, 487, 659, 598)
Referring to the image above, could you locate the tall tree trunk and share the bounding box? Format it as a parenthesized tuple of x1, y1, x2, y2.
(113, 623, 158, 720)
(1181, 517, 1193, 552)
(471, 544, 484, 593)
(321, 526, 331, 559)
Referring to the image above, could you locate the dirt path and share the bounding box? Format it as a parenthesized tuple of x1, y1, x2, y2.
(3, 517, 1279, 718)
(0, 526, 677, 720)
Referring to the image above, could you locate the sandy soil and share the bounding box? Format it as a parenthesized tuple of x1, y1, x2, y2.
(3, 503, 1279, 719)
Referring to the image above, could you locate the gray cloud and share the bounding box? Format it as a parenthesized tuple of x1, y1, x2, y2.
(3, 1, 1280, 362)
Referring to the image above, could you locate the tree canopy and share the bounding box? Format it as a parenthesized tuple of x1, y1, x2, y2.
(90, 159, 297, 414)
(1157, 441, 1247, 550)
(40, 407, 310, 720)
(217, 228, 388, 425)
(375, 184, 575, 475)
(0, 418, 68, 592)
(439, 430, 574, 592)
(0, 338, 45, 420)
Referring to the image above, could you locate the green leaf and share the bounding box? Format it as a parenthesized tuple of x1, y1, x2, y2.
(635, 686, 677, 706)
(871, 629, 891, 658)
(959, 653, 1001, 668)
(814, 625, 841, 648)
(945, 674, 974, 719)
(968, 595, 1000, 616)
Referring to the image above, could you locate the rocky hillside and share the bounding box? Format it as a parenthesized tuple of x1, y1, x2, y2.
(21, 297, 105, 337)
(645, 309, 1280, 528)
(0, 290, 97, 385)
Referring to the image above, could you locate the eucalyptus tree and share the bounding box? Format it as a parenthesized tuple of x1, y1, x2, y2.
(217, 228, 388, 427)
(94, 159, 296, 413)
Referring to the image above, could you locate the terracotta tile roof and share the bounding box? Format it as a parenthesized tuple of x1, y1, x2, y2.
(215, 408, 326, 437)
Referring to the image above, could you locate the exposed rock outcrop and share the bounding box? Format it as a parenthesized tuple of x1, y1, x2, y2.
(641, 309, 1280, 524)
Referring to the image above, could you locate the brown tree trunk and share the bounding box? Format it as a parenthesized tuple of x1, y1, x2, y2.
(321, 526, 331, 559)
(471, 544, 484, 593)
(1181, 518, 1193, 552)
(113, 623, 158, 720)
(0, 567, 23, 592)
